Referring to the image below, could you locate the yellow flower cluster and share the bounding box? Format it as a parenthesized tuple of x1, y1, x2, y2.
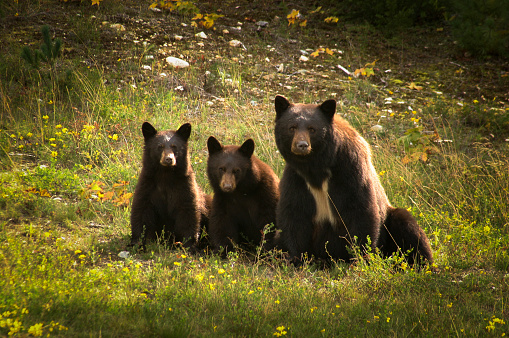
(273, 325, 288, 336)
(0, 309, 68, 336)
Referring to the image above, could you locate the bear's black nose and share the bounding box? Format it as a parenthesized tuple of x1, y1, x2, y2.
(296, 140, 309, 150)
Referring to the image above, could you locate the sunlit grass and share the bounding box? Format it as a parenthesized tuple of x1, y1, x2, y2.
(0, 0, 508, 335)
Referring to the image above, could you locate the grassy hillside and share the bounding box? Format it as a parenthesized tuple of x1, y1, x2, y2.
(1, 0, 508, 336)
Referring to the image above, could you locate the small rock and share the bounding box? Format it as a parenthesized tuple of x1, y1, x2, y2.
(174, 35, 183, 41)
(166, 56, 189, 68)
(299, 55, 309, 62)
(118, 251, 130, 259)
(222, 29, 229, 34)
(110, 23, 126, 32)
(150, 7, 162, 12)
(142, 65, 151, 70)
(256, 21, 269, 27)
(371, 125, 384, 132)
(195, 31, 207, 39)
(229, 39, 244, 48)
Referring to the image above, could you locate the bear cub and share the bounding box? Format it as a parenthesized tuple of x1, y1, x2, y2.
(274, 95, 433, 265)
(206, 136, 280, 253)
(130, 122, 209, 248)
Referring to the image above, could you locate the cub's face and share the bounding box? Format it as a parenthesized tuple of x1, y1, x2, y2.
(142, 122, 191, 168)
(274, 95, 336, 160)
(207, 136, 254, 193)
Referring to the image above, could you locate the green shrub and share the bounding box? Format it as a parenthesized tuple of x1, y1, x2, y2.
(451, 0, 509, 56)
(335, 0, 450, 32)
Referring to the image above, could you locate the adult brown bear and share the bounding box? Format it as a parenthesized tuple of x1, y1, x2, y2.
(274, 95, 433, 265)
(130, 122, 209, 248)
(206, 136, 280, 253)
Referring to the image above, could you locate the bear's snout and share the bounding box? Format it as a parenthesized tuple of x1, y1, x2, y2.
(220, 174, 236, 192)
(291, 133, 311, 156)
(160, 152, 176, 166)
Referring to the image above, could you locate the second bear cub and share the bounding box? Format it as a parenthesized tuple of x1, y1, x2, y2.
(206, 136, 280, 253)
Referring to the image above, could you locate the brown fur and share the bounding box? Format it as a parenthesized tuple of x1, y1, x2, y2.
(274, 95, 433, 264)
(206, 136, 280, 253)
(130, 122, 208, 248)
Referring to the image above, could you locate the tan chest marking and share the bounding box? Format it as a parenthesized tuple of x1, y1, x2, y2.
(307, 180, 338, 226)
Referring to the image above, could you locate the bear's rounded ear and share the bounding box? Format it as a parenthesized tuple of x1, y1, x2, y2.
(207, 136, 223, 155)
(176, 123, 192, 141)
(275, 95, 291, 121)
(142, 122, 157, 140)
(319, 99, 336, 122)
(239, 139, 255, 158)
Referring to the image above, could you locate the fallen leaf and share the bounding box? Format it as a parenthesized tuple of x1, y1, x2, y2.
(408, 82, 423, 90)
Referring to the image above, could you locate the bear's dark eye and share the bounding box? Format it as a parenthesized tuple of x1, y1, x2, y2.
(219, 167, 225, 173)
(158, 144, 164, 149)
(233, 168, 241, 175)
(170, 144, 177, 151)
(308, 127, 316, 133)
(289, 126, 296, 132)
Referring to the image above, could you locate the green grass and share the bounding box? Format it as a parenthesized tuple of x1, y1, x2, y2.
(1, 0, 508, 336)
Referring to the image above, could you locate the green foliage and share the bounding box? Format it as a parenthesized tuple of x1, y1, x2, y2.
(149, 0, 199, 16)
(460, 100, 509, 135)
(451, 0, 509, 57)
(20, 25, 61, 70)
(336, 0, 450, 32)
(397, 127, 439, 164)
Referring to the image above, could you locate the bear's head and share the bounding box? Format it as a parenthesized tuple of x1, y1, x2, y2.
(274, 95, 336, 159)
(141, 122, 191, 169)
(207, 136, 255, 193)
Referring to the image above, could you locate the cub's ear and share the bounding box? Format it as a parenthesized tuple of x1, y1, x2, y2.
(275, 95, 291, 121)
(319, 99, 336, 122)
(207, 136, 223, 155)
(176, 123, 192, 141)
(239, 138, 255, 158)
(142, 122, 157, 140)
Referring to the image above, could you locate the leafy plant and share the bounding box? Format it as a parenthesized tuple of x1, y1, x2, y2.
(397, 127, 440, 164)
(191, 13, 224, 29)
(354, 60, 377, 78)
(149, 0, 199, 15)
(20, 25, 61, 70)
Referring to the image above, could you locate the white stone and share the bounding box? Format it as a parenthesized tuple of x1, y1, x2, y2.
(229, 39, 243, 47)
(166, 56, 189, 68)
